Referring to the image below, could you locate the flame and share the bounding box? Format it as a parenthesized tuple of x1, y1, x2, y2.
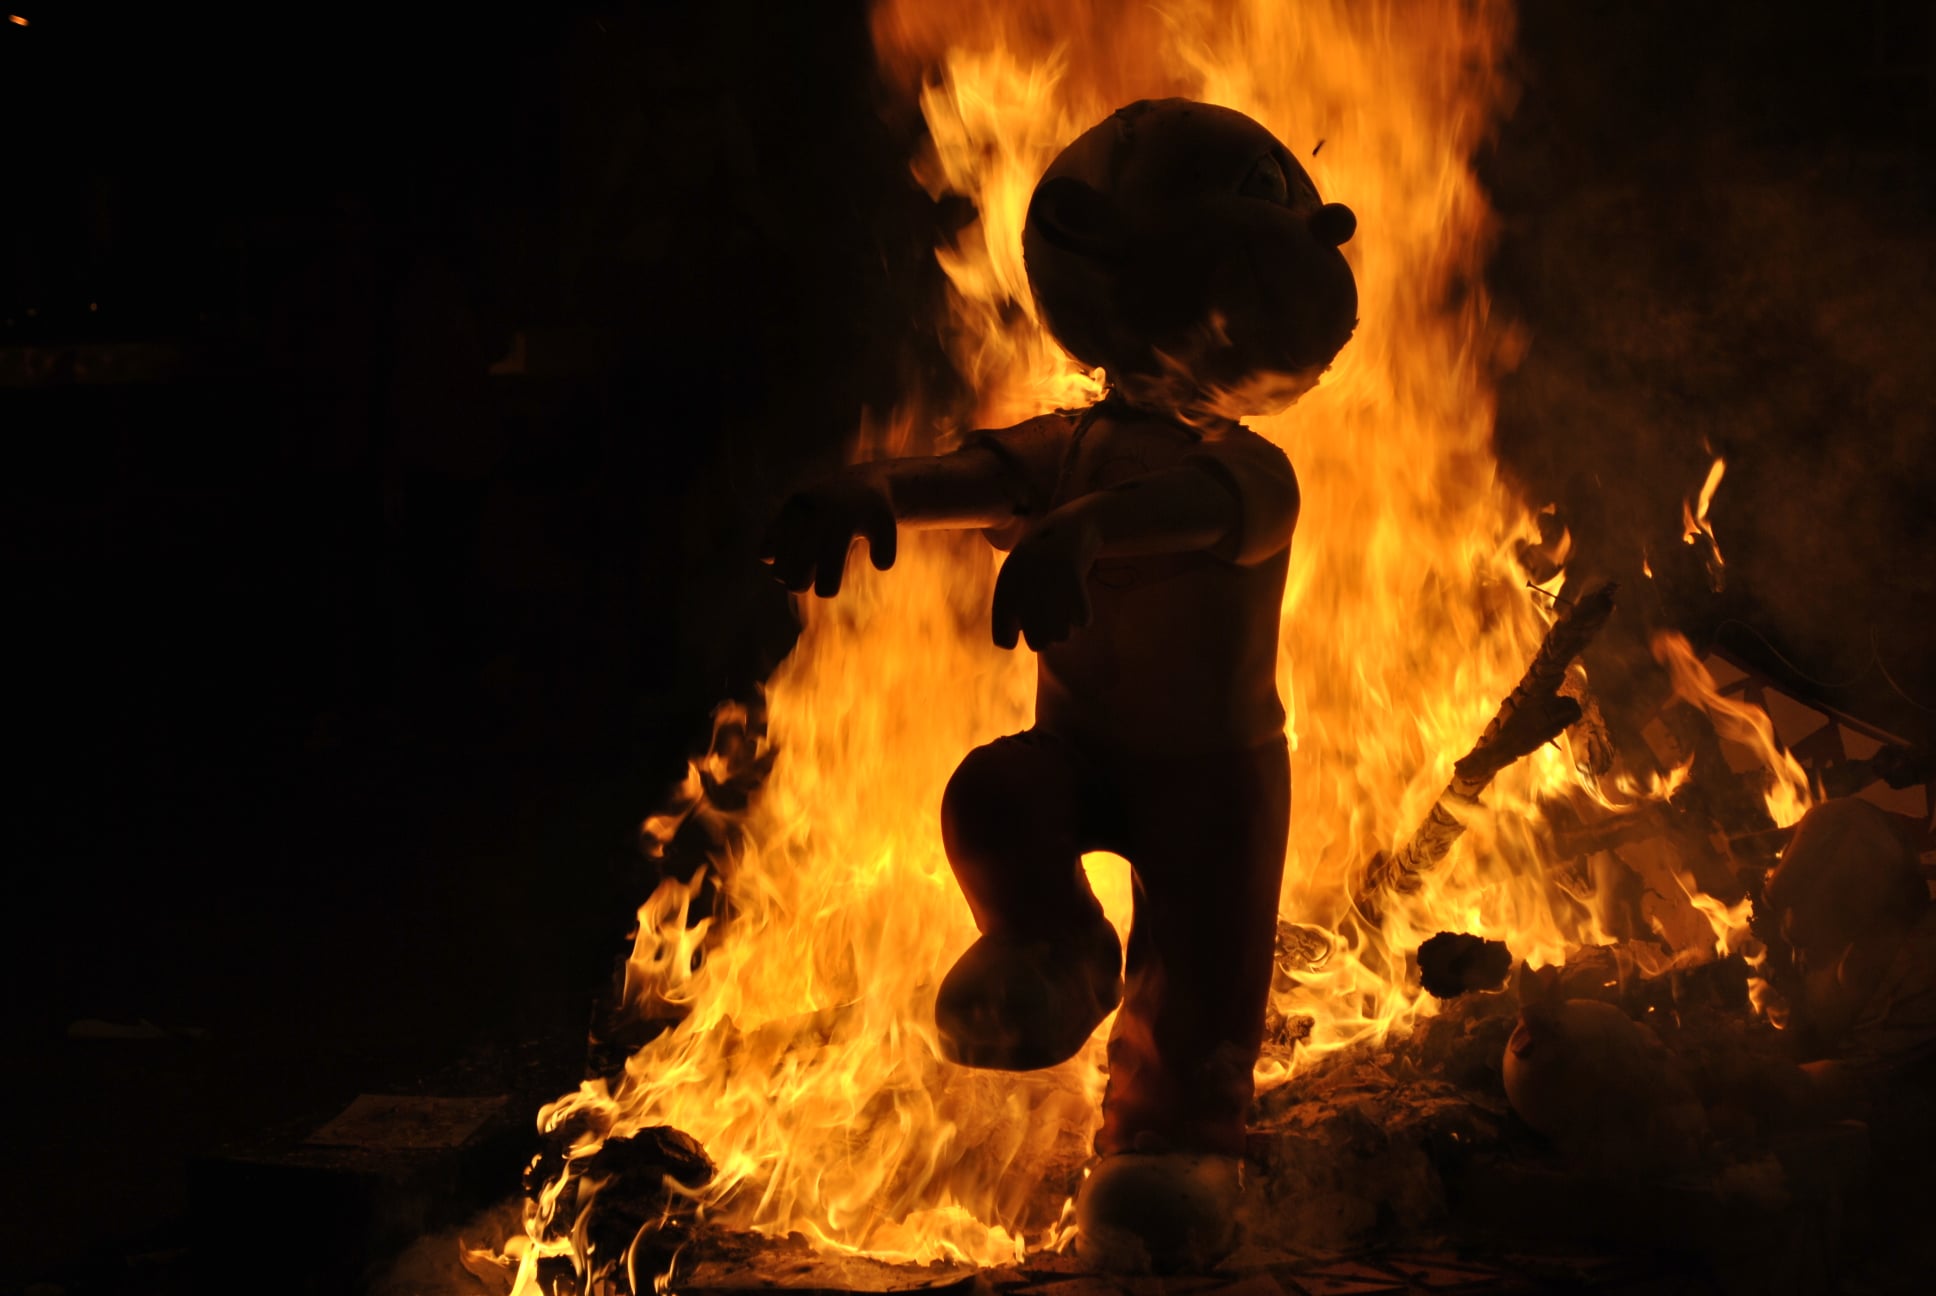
(492, 2, 1814, 1287)
(1682, 451, 1727, 559)
(1650, 631, 1813, 828)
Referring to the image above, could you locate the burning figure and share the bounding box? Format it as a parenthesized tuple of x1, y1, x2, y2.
(763, 100, 1358, 1269)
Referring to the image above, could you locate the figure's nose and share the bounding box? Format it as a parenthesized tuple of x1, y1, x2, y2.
(1309, 202, 1356, 247)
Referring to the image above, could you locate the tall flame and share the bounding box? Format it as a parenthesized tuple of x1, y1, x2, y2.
(492, 2, 1808, 1288)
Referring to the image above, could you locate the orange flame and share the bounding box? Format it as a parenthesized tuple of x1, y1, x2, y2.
(488, 2, 1812, 1287)
(1682, 450, 1727, 567)
(1651, 631, 1813, 829)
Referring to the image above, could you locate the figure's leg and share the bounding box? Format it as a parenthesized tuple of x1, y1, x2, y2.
(935, 731, 1123, 1070)
(1097, 737, 1289, 1154)
(1077, 737, 1289, 1271)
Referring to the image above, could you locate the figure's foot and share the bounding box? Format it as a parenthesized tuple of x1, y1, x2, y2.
(935, 915, 1122, 1071)
(1075, 1153, 1243, 1273)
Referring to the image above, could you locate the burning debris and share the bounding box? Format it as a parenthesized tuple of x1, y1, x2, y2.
(1503, 968, 1709, 1174)
(461, 611, 1936, 1293)
(1415, 932, 1513, 998)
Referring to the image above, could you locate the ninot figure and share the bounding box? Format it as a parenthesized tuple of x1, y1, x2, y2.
(762, 99, 1357, 1269)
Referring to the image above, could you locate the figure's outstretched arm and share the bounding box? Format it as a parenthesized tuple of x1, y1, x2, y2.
(876, 445, 1036, 531)
(760, 444, 1032, 597)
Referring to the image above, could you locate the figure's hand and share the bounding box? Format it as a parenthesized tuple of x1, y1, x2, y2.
(759, 471, 898, 597)
(991, 512, 1099, 650)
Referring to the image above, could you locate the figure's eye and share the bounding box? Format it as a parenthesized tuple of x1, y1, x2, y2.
(1240, 155, 1290, 205)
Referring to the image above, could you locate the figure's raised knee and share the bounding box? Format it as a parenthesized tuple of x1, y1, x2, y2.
(940, 733, 1067, 869)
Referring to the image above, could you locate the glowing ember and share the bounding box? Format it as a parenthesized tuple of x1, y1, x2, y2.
(482, 2, 1813, 1290)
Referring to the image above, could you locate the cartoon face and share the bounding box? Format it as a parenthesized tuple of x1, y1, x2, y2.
(1022, 99, 1358, 415)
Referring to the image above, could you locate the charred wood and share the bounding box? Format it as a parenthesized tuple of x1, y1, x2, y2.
(1358, 584, 1617, 915)
(1416, 932, 1513, 998)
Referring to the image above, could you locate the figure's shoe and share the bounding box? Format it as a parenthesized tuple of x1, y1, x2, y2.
(934, 915, 1122, 1071)
(1075, 1152, 1243, 1273)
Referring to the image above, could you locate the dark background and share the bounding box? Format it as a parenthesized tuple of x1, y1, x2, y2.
(3, 0, 1932, 1288)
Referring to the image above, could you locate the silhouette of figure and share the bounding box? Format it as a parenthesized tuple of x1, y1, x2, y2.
(762, 100, 1358, 1269)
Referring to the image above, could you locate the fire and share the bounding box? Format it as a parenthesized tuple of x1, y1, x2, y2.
(1682, 450, 1727, 557)
(1678, 448, 1728, 591)
(1650, 631, 1813, 829)
(487, 2, 1812, 1289)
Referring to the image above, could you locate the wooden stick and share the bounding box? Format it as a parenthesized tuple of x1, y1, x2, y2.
(1357, 584, 1618, 914)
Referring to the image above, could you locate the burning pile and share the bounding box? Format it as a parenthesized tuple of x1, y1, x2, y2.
(457, 3, 1935, 1293)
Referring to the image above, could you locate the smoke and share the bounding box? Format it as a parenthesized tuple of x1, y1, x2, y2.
(1484, 0, 1936, 741)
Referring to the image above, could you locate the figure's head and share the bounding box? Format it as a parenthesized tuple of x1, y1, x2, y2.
(1765, 797, 1928, 1045)
(1022, 99, 1358, 417)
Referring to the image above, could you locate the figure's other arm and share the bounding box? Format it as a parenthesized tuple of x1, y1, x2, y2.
(760, 416, 1068, 597)
(991, 435, 1297, 649)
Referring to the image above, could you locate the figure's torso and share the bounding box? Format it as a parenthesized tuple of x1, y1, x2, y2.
(987, 408, 1295, 757)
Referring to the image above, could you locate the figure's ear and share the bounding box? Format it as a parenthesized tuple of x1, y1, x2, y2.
(1028, 176, 1131, 259)
(1310, 202, 1356, 247)
(1513, 960, 1561, 1007)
